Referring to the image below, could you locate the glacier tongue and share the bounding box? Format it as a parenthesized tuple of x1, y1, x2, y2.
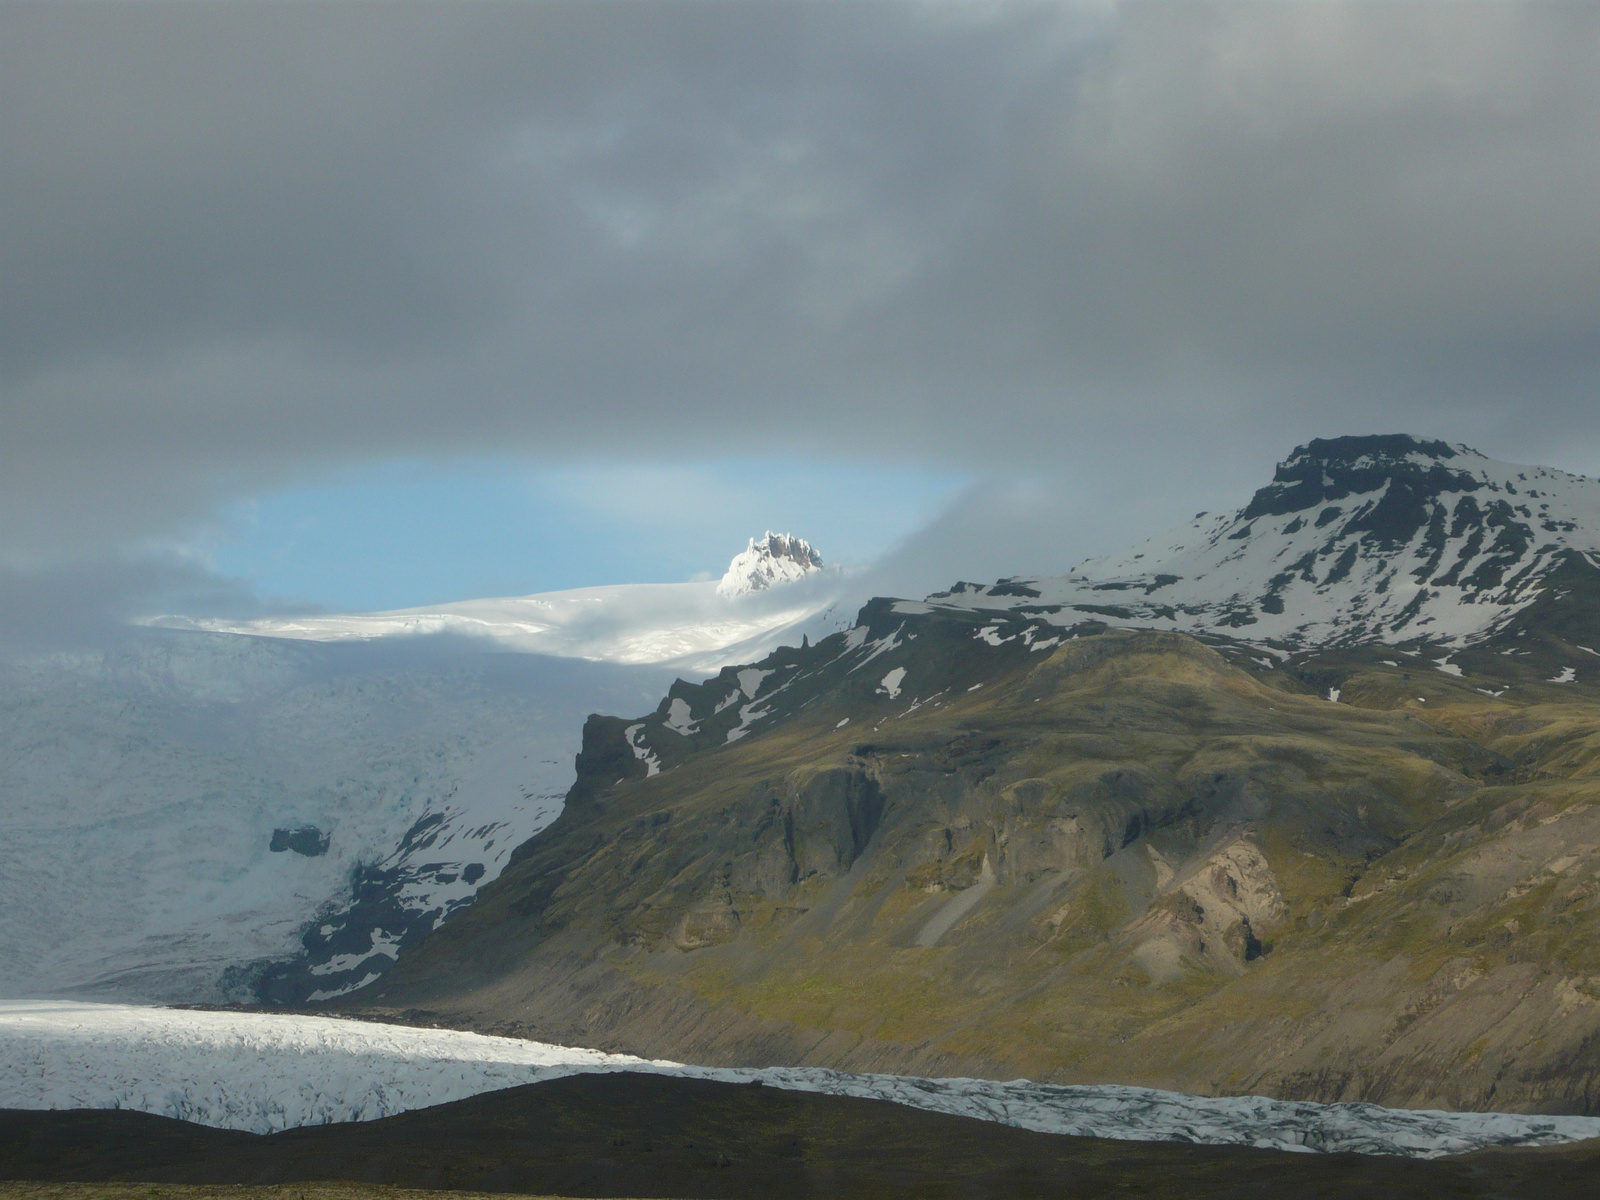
(4, 1001, 1599, 1157)
(4, 533, 855, 1008)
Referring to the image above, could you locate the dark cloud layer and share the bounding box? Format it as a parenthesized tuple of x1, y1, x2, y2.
(5, 1, 1600, 568)
(0, 555, 277, 655)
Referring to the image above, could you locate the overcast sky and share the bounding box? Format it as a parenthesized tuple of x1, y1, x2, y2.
(4, 1, 1599, 636)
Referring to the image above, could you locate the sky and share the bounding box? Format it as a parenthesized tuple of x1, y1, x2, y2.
(4, 0, 1600, 641)
(208, 457, 966, 611)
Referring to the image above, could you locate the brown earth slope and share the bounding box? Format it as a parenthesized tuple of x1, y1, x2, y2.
(353, 595, 1600, 1114)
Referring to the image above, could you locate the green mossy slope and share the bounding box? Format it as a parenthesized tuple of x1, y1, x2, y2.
(358, 607, 1600, 1113)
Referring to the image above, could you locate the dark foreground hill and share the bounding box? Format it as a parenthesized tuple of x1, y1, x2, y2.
(5, 1072, 1600, 1200)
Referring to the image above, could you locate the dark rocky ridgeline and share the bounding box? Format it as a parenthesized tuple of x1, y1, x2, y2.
(565, 596, 1092, 789)
(1242, 435, 1468, 525)
(1227, 435, 1599, 635)
(1245, 437, 1542, 594)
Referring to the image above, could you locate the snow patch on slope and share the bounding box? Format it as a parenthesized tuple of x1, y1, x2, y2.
(878, 666, 907, 698)
(624, 724, 662, 776)
(663, 697, 698, 735)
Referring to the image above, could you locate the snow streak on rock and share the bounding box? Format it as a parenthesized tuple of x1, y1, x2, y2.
(5, 1002, 1599, 1158)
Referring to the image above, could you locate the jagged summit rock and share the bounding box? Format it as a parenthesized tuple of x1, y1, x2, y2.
(717, 532, 825, 598)
(1243, 435, 1487, 529)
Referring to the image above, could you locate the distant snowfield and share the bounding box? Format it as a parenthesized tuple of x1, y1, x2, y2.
(5, 1001, 1599, 1158)
(154, 573, 852, 675)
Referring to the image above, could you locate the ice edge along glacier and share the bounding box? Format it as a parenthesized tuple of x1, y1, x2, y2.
(6, 1001, 1600, 1159)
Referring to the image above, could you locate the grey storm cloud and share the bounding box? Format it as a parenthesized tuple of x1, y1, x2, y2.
(5, 0, 1600, 561)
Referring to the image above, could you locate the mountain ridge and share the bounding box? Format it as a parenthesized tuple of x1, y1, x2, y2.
(349, 435, 1600, 1114)
(927, 435, 1600, 651)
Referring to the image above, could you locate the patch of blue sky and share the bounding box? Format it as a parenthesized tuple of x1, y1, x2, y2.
(208, 457, 967, 612)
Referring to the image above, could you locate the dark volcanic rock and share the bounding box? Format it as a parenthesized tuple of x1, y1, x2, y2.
(269, 826, 329, 857)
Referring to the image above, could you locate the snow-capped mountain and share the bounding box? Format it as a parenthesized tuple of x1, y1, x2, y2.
(21, 446, 1597, 1011)
(157, 534, 845, 673)
(716, 532, 824, 598)
(925, 435, 1600, 649)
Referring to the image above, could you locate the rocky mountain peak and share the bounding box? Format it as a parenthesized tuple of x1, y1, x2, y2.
(717, 532, 824, 598)
(1288, 433, 1462, 467)
(1242, 435, 1483, 523)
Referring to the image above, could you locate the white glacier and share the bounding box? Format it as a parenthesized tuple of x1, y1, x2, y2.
(0, 633, 673, 1004)
(1, 534, 857, 1006)
(157, 534, 846, 675)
